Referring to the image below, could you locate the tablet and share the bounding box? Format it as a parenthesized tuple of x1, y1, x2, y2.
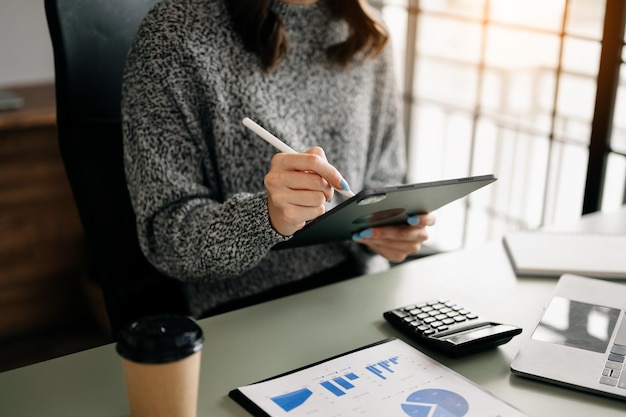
(274, 174, 497, 249)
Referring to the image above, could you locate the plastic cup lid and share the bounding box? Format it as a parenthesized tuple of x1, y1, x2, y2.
(116, 314, 204, 364)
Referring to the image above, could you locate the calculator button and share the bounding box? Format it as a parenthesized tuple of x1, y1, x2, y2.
(389, 310, 408, 319)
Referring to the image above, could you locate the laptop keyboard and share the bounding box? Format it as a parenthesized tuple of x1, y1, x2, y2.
(599, 315, 626, 389)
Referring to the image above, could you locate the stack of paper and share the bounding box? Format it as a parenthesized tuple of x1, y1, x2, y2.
(503, 232, 626, 280)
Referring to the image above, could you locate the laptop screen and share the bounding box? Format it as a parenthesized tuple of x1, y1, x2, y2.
(531, 296, 621, 354)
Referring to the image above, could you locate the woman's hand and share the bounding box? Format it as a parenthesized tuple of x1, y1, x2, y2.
(264, 147, 348, 236)
(352, 213, 436, 263)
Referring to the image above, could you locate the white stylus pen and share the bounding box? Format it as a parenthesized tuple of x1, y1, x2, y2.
(242, 117, 355, 198)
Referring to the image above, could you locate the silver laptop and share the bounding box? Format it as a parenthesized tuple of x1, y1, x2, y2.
(511, 274, 626, 401)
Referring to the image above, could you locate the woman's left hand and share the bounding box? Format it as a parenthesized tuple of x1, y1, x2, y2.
(352, 213, 436, 263)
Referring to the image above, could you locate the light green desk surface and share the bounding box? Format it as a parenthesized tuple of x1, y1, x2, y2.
(1, 207, 625, 416)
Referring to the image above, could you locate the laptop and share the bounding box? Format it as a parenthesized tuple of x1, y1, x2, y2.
(511, 274, 626, 400)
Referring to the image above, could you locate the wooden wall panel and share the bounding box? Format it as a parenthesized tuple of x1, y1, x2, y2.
(0, 84, 92, 339)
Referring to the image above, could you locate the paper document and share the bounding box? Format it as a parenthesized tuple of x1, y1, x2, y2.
(503, 232, 626, 280)
(229, 338, 528, 417)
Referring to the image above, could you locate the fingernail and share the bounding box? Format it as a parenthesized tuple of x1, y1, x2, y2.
(407, 215, 420, 226)
(352, 228, 373, 241)
(340, 178, 351, 192)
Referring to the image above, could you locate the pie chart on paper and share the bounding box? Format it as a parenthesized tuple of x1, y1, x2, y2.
(401, 388, 469, 417)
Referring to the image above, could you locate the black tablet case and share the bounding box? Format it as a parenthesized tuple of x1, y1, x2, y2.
(275, 174, 497, 249)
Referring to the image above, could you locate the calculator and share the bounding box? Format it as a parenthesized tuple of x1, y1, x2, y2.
(383, 299, 522, 356)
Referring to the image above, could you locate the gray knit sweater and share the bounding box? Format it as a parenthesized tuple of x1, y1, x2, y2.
(122, 0, 406, 316)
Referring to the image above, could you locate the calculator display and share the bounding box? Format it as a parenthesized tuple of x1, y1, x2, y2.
(531, 296, 620, 353)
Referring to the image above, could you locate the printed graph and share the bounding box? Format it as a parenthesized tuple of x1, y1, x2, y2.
(270, 356, 400, 411)
(237, 339, 527, 417)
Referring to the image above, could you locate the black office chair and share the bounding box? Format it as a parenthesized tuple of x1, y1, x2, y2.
(45, 0, 191, 337)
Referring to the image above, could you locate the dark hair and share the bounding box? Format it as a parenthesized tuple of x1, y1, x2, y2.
(226, 0, 389, 72)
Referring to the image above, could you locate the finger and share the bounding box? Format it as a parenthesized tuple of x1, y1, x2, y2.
(272, 148, 348, 194)
(365, 241, 422, 263)
(356, 225, 429, 242)
(407, 213, 437, 227)
(274, 201, 326, 225)
(304, 146, 328, 161)
(283, 188, 329, 208)
(264, 169, 334, 202)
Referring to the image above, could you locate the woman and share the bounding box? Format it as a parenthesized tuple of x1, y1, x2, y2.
(122, 0, 436, 317)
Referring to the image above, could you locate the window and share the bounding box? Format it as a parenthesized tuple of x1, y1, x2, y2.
(372, 0, 626, 251)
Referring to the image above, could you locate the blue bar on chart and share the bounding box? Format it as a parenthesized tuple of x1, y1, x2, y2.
(270, 388, 314, 412)
(320, 381, 346, 397)
(345, 372, 359, 381)
(320, 372, 360, 397)
(333, 376, 356, 390)
(366, 356, 400, 380)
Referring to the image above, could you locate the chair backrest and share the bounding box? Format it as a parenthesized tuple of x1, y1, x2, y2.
(45, 0, 190, 337)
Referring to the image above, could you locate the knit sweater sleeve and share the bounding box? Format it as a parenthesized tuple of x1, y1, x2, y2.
(122, 5, 288, 281)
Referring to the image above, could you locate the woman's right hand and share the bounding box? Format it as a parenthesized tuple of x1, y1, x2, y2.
(264, 147, 347, 236)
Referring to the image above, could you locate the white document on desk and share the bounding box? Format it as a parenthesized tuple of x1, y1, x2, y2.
(230, 338, 528, 417)
(503, 232, 626, 280)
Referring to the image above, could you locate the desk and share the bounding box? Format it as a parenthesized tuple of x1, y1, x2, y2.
(0, 208, 625, 416)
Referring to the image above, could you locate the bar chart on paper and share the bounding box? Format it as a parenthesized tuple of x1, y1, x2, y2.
(233, 339, 529, 417)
